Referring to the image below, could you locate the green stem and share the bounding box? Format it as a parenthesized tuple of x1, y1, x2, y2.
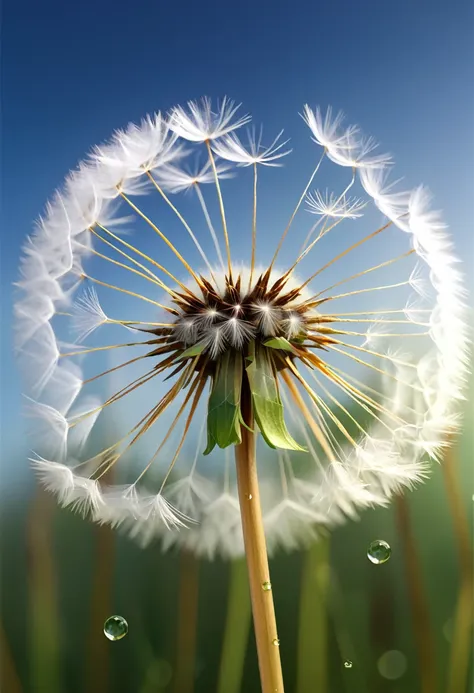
(235, 382, 285, 693)
(1, 622, 23, 693)
(217, 558, 251, 693)
(172, 551, 199, 693)
(395, 495, 438, 693)
(443, 445, 474, 693)
(296, 537, 330, 693)
(86, 522, 115, 693)
(28, 489, 61, 693)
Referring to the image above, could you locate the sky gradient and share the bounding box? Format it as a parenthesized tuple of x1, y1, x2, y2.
(2, 0, 473, 473)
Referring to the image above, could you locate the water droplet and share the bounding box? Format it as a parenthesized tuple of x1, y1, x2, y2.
(367, 539, 391, 565)
(248, 494, 253, 500)
(377, 650, 407, 680)
(272, 638, 280, 646)
(344, 660, 353, 669)
(104, 615, 128, 641)
(262, 581, 272, 591)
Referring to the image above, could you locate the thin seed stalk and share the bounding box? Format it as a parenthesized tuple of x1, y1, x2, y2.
(234, 381, 284, 693)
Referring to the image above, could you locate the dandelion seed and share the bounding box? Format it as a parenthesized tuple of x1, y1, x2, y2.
(306, 190, 367, 218)
(212, 127, 292, 167)
(154, 158, 234, 194)
(327, 133, 392, 169)
(71, 286, 108, 341)
(168, 97, 251, 142)
(301, 105, 358, 151)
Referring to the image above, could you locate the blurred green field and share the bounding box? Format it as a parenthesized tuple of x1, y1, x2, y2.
(1, 368, 472, 693)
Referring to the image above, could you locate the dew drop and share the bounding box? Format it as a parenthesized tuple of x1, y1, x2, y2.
(272, 638, 280, 646)
(262, 581, 272, 591)
(367, 539, 391, 565)
(248, 494, 253, 500)
(104, 615, 128, 641)
(344, 660, 353, 669)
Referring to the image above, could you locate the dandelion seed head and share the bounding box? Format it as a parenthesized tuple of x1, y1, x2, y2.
(16, 96, 467, 556)
(168, 268, 316, 357)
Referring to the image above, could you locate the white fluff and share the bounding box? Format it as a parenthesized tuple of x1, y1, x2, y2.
(211, 127, 291, 167)
(168, 96, 251, 142)
(154, 159, 233, 194)
(306, 189, 367, 218)
(301, 105, 359, 151)
(71, 286, 108, 342)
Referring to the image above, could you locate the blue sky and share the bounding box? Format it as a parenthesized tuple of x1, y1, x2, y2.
(2, 0, 473, 470)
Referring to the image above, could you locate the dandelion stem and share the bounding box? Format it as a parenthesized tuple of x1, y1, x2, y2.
(235, 382, 284, 693)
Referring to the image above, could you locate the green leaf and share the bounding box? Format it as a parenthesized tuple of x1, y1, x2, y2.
(204, 350, 243, 455)
(178, 342, 206, 359)
(263, 337, 296, 352)
(246, 342, 306, 452)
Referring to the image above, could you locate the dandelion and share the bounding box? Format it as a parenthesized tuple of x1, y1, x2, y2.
(16, 97, 467, 693)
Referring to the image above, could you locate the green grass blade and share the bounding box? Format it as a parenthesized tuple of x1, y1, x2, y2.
(28, 489, 61, 693)
(217, 559, 251, 693)
(296, 536, 330, 693)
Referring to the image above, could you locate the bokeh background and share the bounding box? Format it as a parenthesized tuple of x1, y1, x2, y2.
(2, 0, 473, 691)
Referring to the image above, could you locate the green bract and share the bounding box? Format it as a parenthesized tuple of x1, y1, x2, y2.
(263, 337, 297, 352)
(246, 343, 306, 452)
(204, 350, 244, 454)
(205, 341, 306, 454)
